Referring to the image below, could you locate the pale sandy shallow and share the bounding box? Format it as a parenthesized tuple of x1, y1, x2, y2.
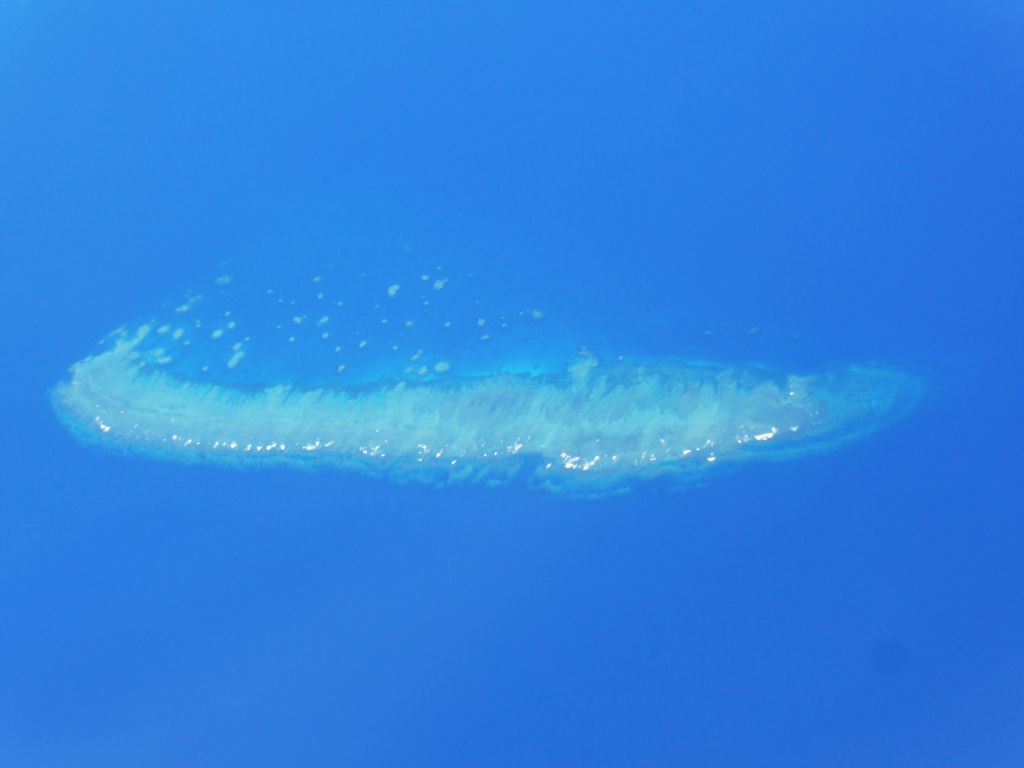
(51, 326, 922, 494)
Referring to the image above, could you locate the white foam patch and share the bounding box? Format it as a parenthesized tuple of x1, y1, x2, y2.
(51, 328, 921, 495)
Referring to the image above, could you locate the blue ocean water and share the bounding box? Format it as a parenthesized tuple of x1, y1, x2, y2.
(2, 1, 1022, 765)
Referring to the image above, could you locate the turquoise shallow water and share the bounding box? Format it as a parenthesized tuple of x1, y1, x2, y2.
(51, 247, 923, 495)
(1, 2, 1022, 766)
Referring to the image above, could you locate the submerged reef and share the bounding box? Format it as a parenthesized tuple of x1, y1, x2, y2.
(52, 256, 921, 494)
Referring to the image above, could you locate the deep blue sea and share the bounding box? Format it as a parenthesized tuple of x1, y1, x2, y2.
(2, 2, 1022, 766)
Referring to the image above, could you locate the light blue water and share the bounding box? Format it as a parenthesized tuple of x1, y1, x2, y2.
(1, 2, 1022, 766)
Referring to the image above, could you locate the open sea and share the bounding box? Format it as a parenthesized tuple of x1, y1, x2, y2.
(1, 2, 1022, 766)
